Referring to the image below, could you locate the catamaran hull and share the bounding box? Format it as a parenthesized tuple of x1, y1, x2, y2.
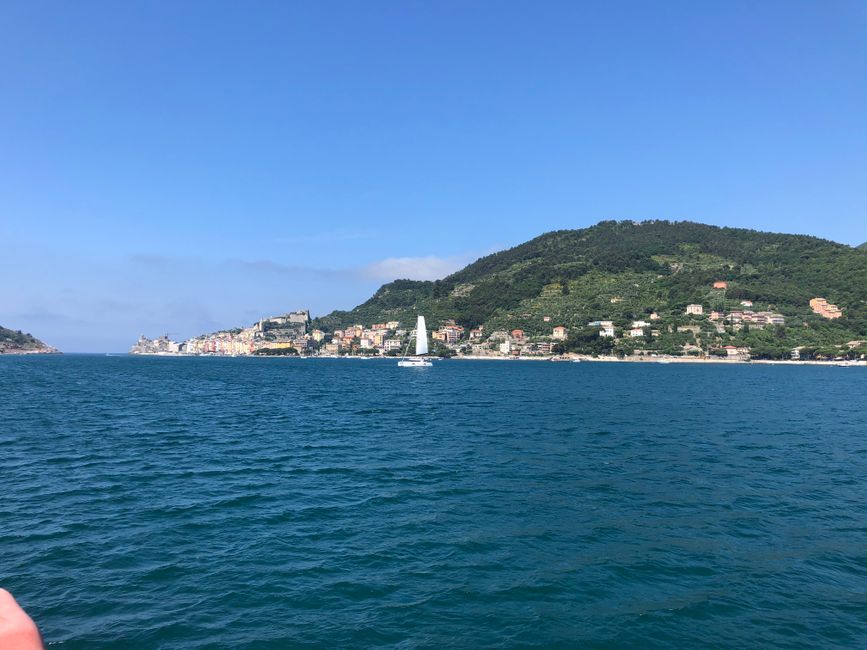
(398, 358, 432, 367)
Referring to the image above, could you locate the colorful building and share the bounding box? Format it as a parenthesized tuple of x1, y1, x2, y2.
(810, 297, 843, 319)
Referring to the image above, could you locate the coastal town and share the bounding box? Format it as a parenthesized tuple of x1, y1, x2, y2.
(130, 285, 866, 363)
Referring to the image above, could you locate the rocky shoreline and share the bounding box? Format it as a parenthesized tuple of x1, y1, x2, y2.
(0, 347, 60, 355)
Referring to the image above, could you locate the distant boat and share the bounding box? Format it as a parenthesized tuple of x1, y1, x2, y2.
(398, 316, 432, 367)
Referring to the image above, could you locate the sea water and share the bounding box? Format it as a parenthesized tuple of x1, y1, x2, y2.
(1, 355, 865, 648)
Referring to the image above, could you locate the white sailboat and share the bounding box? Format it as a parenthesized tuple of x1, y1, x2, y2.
(398, 315, 433, 367)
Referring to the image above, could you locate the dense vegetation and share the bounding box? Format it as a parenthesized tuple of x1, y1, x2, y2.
(312, 221, 867, 356)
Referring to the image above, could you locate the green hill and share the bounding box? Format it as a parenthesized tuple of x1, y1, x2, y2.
(858, 242, 867, 251)
(312, 220, 867, 358)
(0, 326, 57, 354)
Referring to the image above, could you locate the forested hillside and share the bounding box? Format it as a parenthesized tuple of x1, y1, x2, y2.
(312, 220, 867, 357)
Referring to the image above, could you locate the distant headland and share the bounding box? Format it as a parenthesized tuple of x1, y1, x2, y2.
(0, 325, 59, 355)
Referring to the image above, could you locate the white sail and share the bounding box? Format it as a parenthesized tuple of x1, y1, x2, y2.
(415, 315, 428, 355)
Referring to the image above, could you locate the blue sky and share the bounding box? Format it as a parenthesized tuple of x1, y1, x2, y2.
(2, 1, 865, 351)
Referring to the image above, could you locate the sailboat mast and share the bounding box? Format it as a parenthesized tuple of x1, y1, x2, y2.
(400, 315, 428, 359)
(400, 329, 414, 360)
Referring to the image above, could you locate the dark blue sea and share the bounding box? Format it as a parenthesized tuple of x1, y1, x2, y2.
(1, 355, 866, 648)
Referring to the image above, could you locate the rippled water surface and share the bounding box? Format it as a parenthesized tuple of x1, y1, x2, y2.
(1, 355, 866, 648)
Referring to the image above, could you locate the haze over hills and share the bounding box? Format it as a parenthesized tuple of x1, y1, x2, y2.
(312, 220, 867, 356)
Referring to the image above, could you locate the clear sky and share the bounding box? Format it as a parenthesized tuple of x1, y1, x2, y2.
(2, 1, 865, 351)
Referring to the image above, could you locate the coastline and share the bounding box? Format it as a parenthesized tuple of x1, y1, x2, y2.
(454, 354, 866, 366)
(121, 352, 867, 367)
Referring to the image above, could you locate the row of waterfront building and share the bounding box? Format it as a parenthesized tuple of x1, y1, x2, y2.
(130, 314, 577, 358)
(131, 311, 313, 356)
(130, 288, 848, 358)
